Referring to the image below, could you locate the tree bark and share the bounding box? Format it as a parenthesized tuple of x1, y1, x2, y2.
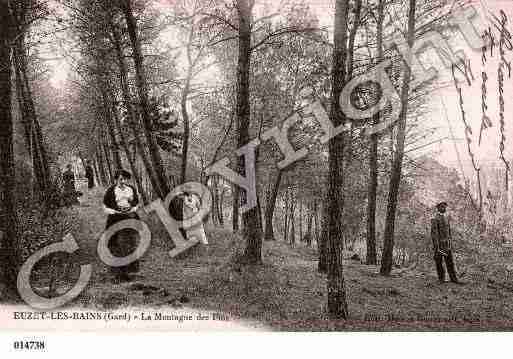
(93, 156, 102, 186)
(101, 127, 114, 182)
(218, 184, 225, 225)
(318, 204, 328, 273)
(111, 98, 148, 204)
(326, 0, 350, 319)
(284, 190, 290, 241)
(180, 75, 191, 185)
(13, 35, 50, 195)
(232, 184, 239, 232)
(313, 200, 319, 243)
(305, 202, 313, 247)
(264, 169, 282, 241)
(95, 150, 108, 186)
(380, 0, 416, 276)
(210, 177, 219, 226)
(299, 198, 303, 242)
(101, 88, 123, 171)
(110, 22, 163, 198)
(0, 6, 20, 300)
(346, 0, 362, 79)
(120, 0, 169, 197)
(97, 134, 111, 185)
(366, 0, 384, 266)
(289, 197, 296, 246)
(102, 98, 123, 172)
(237, 0, 263, 264)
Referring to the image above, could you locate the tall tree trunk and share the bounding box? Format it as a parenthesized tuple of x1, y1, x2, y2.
(110, 22, 163, 198)
(237, 0, 262, 264)
(13, 46, 35, 193)
(256, 194, 263, 234)
(120, 0, 169, 197)
(284, 190, 290, 241)
(111, 99, 148, 204)
(313, 200, 319, 243)
(218, 185, 225, 225)
(264, 170, 283, 241)
(129, 124, 158, 199)
(326, 0, 350, 319)
(299, 198, 303, 242)
(102, 128, 114, 182)
(101, 89, 123, 171)
(305, 203, 313, 247)
(380, 0, 416, 276)
(13, 36, 50, 195)
(366, 0, 384, 266)
(289, 198, 296, 246)
(211, 177, 219, 226)
(13, 45, 31, 153)
(97, 131, 111, 185)
(180, 75, 191, 184)
(289, 204, 296, 247)
(343, 0, 362, 162)
(232, 184, 239, 232)
(346, 0, 362, 79)
(32, 119, 50, 190)
(0, 6, 19, 300)
(318, 201, 328, 273)
(93, 156, 102, 186)
(95, 151, 108, 186)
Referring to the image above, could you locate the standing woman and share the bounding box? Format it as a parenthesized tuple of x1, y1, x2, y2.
(103, 169, 140, 282)
(84, 160, 95, 189)
(63, 164, 79, 206)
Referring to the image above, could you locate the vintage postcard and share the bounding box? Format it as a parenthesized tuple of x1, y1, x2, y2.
(1, 0, 513, 349)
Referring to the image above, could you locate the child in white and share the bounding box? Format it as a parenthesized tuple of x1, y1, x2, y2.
(183, 193, 208, 245)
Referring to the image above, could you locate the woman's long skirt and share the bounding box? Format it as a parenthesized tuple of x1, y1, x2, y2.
(106, 213, 140, 277)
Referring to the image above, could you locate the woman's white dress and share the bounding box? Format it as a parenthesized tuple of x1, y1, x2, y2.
(183, 194, 208, 245)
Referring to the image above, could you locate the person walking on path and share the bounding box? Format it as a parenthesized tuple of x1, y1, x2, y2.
(430, 201, 462, 284)
(84, 160, 95, 189)
(103, 169, 140, 282)
(63, 164, 79, 206)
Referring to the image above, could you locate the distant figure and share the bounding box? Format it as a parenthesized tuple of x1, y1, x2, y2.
(103, 169, 140, 282)
(62, 164, 79, 206)
(183, 192, 207, 245)
(430, 201, 461, 284)
(84, 161, 95, 189)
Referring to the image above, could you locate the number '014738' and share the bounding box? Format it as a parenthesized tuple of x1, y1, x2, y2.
(13, 340, 46, 351)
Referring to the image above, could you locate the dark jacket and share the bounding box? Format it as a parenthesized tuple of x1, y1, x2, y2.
(85, 165, 94, 179)
(63, 170, 75, 193)
(103, 184, 139, 229)
(431, 212, 452, 254)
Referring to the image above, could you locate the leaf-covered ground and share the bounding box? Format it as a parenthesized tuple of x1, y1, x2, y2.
(44, 185, 513, 331)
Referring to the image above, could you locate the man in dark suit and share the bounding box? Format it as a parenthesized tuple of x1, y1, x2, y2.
(431, 201, 461, 284)
(84, 160, 95, 189)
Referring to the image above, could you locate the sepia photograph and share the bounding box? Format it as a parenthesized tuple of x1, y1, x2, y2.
(0, 0, 513, 346)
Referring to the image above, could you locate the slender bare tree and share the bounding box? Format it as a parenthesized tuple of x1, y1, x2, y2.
(326, 0, 350, 319)
(380, 0, 417, 276)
